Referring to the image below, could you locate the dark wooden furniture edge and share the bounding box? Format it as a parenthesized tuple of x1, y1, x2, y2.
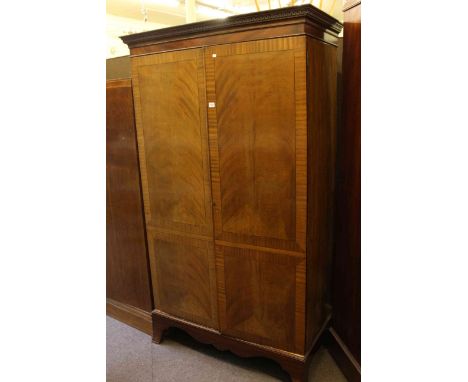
(152, 310, 330, 382)
(106, 78, 131, 88)
(324, 327, 361, 382)
(107, 298, 152, 336)
(106, 56, 131, 80)
(121, 4, 342, 49)
(343, 0, 361, 12)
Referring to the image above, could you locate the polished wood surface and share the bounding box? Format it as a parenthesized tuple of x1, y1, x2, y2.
(216, 245, 305, 353)
(305, 37, 338, 351)
(131, 48, 218, 329)
(152, 310, 328, 382)
(106, 56, 131, 80)
(205, 37, 307, 253)
(106, 79, 153, 320)
(107, 298, 152, 335)
(149, 230, 218, 328)
(132, 49, 212, 236)
(215, 50, 295, 241)
(123, 6, 342, 380)
(329, 0, 361, 379)
(122, 4, 341, 54)
(204, 36, 309, 355)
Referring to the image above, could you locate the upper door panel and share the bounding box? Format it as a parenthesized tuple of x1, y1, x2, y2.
(205, 37, 307, 252)
(132, 49, 213, 237)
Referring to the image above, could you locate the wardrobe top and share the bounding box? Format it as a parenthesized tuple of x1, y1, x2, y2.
(120, 4, 342, 50)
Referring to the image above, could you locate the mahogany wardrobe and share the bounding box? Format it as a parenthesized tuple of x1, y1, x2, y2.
(122, 5, 342, 381)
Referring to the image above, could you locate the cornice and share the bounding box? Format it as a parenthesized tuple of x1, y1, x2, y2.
(121, 4, 342, 48)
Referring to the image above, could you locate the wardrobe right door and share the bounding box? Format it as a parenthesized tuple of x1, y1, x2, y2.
(205, 36, 308, 354)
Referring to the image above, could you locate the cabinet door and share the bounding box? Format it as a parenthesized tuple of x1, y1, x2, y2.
(206, 37, 308, 353)
(132, 49, 218, 329)
(216, 245, 306, 353)
(205, 37, 307, 253)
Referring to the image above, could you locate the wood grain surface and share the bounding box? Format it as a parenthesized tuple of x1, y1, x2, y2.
(215, 245, 306, 353)
(123, 10, 343, 379)
(132, 49, 213, 236)
(106, 79, 153, 315)
(330, 1, 361, 377)
(149, 230, 218, 329)
(152, 310, 328, 382)
(107, 298, 152, 335)
(131, 49, 218, 329)
(205, 36, 307, 253)
(305, 37, 338, 351)
(122, 4, 342, 54)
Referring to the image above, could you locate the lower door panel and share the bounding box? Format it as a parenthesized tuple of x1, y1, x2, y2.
(215, 244, 306, 354)
(148, 229, 218, 329)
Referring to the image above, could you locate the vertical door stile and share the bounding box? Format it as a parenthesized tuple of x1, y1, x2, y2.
(204, 45, 227, 333)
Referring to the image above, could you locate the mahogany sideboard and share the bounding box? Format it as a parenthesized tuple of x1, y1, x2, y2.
(121, 5, 342, 381)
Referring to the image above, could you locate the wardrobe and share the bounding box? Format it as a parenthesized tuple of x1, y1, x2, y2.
(122, 5, 342, 381)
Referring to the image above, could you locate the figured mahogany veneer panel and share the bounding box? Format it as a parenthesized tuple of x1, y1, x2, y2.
(148, 230, 218, 329)
(205, 37, 307, 252)
(216, 245, 306, 353)
(132, 49, 213, 236)
(132, 49, 218, 328)
(216, 51, 295, 240)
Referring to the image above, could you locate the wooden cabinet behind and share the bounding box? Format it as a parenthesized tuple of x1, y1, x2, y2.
(106, 76, 153, 334)
(328, 1, 361, 381)
(123, 5, 342, 381)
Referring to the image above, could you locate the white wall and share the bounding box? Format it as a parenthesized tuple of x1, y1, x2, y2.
(107, 14, 170, 58)
(106, 1, 343, 58)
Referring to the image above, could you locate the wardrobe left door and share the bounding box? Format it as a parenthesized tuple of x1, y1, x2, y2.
(132, 48, 219, 329)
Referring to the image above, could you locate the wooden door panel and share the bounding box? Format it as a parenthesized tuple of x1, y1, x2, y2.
(132, 49, 218, 328)
(216, 245, 306, 353)
(139, 60, 206, 227)
(215, 51, 296, 241)
(132, 49, 213, 236)
(205, 37, 307, 252)
(148, 230, 218, 328)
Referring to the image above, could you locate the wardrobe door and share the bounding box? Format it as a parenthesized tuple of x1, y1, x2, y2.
(205, 37, 307, 353)
(205, 37, 307, 253)
(132, 49, 218, 329)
